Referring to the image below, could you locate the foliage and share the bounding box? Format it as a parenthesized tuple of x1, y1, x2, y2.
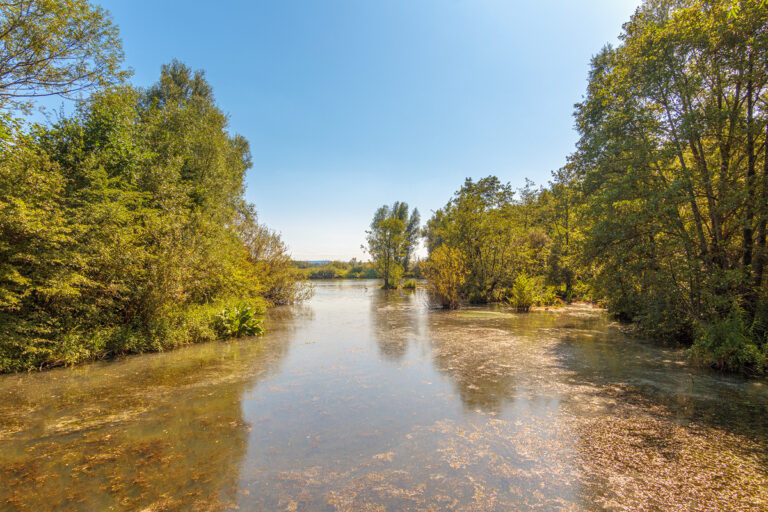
(238, 208, 313, 305)
(308, 265, 345, 279)
(570, 0, 768, 372)
(509, 274, 536, 312)
(538, 285, 560, 307)
(294, 260, 378, 280)
(424, 176, 586, 304)
(692, 308, 766, 375)
(213, 303, 265, 339)
(401, 279, 417, 290)
(388, 201, 421, 271)
(0, 0, 126, 112)
(366, 203, 418, 289)
(0, 60, 308, 373)
(423, 246, 468, 309)
(345, 261, 380, 279)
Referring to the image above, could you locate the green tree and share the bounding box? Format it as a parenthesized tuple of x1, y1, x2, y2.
(0, 0, 125, 112)
(572, 0, 768, 372)
(0, 60, 310, 373)
(425, 177, 547, 302)
(389, 201, 420, 271)
(423, 245, 468, 309)
(366, 204, 411, 289)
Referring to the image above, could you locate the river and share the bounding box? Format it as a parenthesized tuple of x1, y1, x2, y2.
(1, 280, 766, 511)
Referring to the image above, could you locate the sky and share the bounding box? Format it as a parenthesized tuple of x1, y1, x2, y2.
(92, 0, 641, 261)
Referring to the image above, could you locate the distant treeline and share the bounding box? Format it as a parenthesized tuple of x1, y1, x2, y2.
(293, 260, 421, 280)
(420, 0, 768, 375)
(0, 3, 309, 372)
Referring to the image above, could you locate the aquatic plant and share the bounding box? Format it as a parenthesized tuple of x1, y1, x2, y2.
(213, 304, 265, 339)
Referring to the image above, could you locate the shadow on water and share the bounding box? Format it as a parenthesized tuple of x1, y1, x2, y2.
(540, 310, 768, 510)
(549, 316, 768, 443)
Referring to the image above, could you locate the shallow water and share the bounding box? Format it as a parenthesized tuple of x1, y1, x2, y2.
(1, 280, 767, 511)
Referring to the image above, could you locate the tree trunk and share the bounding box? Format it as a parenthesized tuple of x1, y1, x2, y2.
(754, 121, 768, 291)
(743, 59, 755, 272)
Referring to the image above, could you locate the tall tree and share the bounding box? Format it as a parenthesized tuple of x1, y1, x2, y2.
(0, 61, 310, 373)
(424, 177, 531, 302)
(0, 0, 125, 112)
(389, 201, 420, 271)
(366, 204, 412, 289)
(573, 0, 768, 372)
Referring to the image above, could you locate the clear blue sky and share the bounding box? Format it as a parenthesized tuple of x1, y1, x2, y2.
(97, 0, 640, 261)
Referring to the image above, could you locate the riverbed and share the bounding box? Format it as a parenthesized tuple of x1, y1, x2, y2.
(1, 280, 766, 511)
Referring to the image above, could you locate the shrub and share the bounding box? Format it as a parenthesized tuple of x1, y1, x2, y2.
(402, 279, 417, 290)
(538, 286, 559, 307)
(572, 280, 592, 302)
(309, 266, 343, 279)
(510, 274, 535, 312)
(213, 304, 265, 339)
(423, 246, 468, 309)
(691, 308, 767, 375)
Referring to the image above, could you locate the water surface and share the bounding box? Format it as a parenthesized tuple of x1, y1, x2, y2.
(1, 280, 767, 511)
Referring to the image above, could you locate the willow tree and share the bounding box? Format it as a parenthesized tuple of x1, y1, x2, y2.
(389, 201, 420, 271)
(366, 203, 418, 289)
(573, 0, 768, 372)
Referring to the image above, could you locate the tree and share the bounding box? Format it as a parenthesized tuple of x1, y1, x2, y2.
(389, 201, 420, 271)
(237, 207, 312, 306)
(572, 0, 768, 372)
(542, 164, 586, 302)
(366, 204, 411, 289)
(423, 246, 467, 308)
(0, 61, 311, 373)
(424, 176, 535, 302)
(0, 0, 125, 112)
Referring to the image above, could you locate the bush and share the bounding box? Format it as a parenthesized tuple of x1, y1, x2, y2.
(691, 308, 767, 375)
(538, 286, 559, 307)
(572, 280, 592, 302)
(402, 279, 417, 290)
(308, 266, 342, 279)
(423, 246, 468, 309)
(510, 274, 536, 312)
(213, 303, 265, 339)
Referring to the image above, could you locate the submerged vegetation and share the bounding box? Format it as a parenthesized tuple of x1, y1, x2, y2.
(0, 2, 308, 373)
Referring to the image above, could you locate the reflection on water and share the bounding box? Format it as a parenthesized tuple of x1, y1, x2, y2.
(1, 280, 766, 511)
